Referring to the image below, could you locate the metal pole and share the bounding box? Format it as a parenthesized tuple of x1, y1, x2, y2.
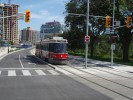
(2, 10, 4, 38)
(85, 0, 89, 68)
(8, 39, 9, 53)
(111, 0, 115, 66)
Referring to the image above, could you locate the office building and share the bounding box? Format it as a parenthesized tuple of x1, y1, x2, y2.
(40, 20, 62, 39)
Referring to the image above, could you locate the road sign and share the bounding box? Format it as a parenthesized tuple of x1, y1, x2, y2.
(85, 35, 90, 43)
(114, 21, 120, 26)
(105, 28, 110, 34)
(18, 13, 24, 20)
(111, 44, 115, 50)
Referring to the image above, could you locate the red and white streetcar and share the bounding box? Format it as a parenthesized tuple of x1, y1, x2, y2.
(35, 37, 68, 64)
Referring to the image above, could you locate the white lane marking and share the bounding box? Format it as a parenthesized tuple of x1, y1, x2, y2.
(35, 70, 46, 75)
(8, 70, 16, 76)
(19, 55, 24, 68)
(0, 68, 46, 70)
(48, 70, 60, 75)
(28, 62, 36, 65)
(56, 68, 73, 75)
(0, 70, 1, 75)
(22, 70, 31, 76)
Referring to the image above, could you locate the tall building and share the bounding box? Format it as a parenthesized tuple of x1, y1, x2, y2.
(40, 20, 62, 40)
(0, 3, 19, 44)
(21, 27, 40, 44)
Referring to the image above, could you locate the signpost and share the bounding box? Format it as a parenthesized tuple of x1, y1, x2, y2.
(85, 35, 90, 43)
(85, 0, 90, 68)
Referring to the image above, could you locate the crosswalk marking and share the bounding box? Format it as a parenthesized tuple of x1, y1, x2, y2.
(35, 70, 46, 75)
(0, 69, 73, 77)
(8, 70, 16, 76)
(48, 70, 60, 75)
(22, 70, 31, 76)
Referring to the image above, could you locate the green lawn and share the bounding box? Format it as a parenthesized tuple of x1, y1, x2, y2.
(68, 49, 133, 66)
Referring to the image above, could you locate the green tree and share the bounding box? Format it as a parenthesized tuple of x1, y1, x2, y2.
(115, 0, 133, 61)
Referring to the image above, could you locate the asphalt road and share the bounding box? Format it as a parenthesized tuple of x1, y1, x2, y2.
(0, 48, 112, 100)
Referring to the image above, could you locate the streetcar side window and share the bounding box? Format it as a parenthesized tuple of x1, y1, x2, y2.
(36, 44, 40, 49)
(49, 43, 54, 52)
(42, 43, 49, 51)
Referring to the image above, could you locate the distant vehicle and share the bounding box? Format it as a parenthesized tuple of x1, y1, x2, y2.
(35, 37, 68, 64)
(22, 42, 32, 48)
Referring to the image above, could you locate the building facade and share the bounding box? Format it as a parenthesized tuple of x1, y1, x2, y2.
(21, 27, 40, 44)
(0, 3, 19, 44)
(40, 20, 62, 40)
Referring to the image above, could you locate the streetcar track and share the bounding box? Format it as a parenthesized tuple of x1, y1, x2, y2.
(56, 65, 133, 100)
(67, 64, 133, 89)
(91, 67, 133, 80)
(32, 54, 133, 99)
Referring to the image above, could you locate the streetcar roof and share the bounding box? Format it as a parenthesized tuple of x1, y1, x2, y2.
(41, 39, 68, 43)
(36, 39, 68, 44)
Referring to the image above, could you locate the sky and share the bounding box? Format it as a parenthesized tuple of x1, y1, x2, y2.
(1, 0, 69, 31)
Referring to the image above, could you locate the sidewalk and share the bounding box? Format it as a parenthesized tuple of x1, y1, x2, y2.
(69, 55, 133, 72)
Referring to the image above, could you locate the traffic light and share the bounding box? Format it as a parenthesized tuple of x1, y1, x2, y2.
(126, 16, 132, 28)
(25, 10, 31, 22)
(105, 15, 111, 28)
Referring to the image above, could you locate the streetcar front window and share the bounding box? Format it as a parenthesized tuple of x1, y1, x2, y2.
(54, 43, 67, 53)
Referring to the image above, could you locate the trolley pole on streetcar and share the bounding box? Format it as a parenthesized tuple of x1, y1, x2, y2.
(85, 0, 90, 68)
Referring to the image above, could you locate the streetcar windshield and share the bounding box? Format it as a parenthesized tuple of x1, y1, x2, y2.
(54, 43, 67, 53)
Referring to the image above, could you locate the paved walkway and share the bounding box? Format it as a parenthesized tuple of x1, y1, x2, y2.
(69, 55, 133, 72)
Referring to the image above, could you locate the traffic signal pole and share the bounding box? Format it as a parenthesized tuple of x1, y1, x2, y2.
(111, 0, 115, 66)
(85, 0, 90, 68)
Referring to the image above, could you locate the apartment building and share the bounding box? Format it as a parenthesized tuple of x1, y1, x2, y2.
(0, 3, 19, 44)
(21, 27, 40, 44)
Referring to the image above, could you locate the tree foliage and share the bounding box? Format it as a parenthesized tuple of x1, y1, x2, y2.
(64, 0, 133, 61)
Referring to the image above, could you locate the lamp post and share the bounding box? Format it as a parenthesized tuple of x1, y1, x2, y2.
(85, 0, 90, 68)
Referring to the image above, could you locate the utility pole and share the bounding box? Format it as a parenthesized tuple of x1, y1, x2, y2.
(85, 0, 90, 68)
(111, 0, 115, 66)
